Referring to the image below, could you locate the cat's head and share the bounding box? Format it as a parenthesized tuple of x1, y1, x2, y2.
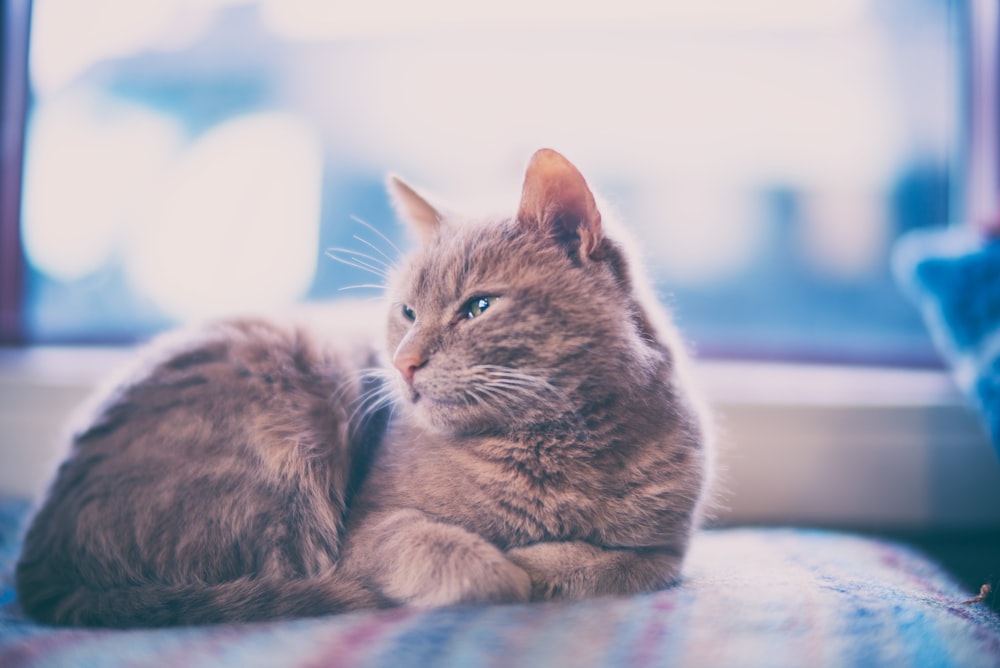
(384, 149, 668, 435)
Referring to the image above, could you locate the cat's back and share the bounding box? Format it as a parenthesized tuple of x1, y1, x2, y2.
(16, 300, 389, 626)
(62, 299, 386, 479)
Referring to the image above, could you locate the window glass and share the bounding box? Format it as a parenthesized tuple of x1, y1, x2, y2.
(20, 0, 954, 363)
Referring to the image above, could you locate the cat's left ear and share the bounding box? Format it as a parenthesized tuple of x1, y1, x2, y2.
(517, 148, 603, 260)
(387, 175, 444, 244)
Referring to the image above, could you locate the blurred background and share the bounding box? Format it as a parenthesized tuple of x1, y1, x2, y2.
(3, 0, 956, 365)
(3, 0, 1000, 603)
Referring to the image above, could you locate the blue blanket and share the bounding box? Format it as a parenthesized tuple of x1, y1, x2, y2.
(1, 498, 997, 667)
(895, 226, 1000, 456)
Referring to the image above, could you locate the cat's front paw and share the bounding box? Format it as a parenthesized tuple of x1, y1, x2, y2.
(505, 544, 572, 601)
(375, 513, 531, 608)
(507, 541, 684, 602)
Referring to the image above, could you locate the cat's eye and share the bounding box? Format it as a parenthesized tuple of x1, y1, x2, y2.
(463, 296, 497, 319)
(402, 305, 416, 321)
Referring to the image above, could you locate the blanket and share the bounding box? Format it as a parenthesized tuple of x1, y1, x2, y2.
(894, 226, 1000, 456)
(0, 498, 997, 668)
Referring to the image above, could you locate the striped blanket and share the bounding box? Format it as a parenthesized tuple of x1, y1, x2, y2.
(1, 498, 998, 667)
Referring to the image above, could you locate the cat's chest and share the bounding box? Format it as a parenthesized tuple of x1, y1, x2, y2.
(376, 427, 608, 546)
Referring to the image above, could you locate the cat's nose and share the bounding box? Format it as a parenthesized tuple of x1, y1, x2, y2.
(393, 350, 426, 385)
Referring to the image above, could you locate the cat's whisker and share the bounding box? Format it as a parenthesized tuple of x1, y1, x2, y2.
(326, 251, 389, 278)
(330, 367, 390, 421)
(468, 384, 506, 405)
(325, 246, 385, 267)
(466, 365, 584, 429)
(352, 234, 397, 267)
(358, 392, 397, 427)
(485, 383, 552, 404)
(481, 373, 548, 389)
(337, 283, 387, 293)
(350, 215, 403, 259)
(351, 367, 396, 393)
(330, 247, 392, 273)
(479, 378, 543, 397)
(330, 372, 362, 403)
(348, 381, 397, 433)
(475, 366, 572, 406)
(358, 367, 395, 391)
(467, 384, 533, 421)
(328, 259, 387, 282)
(460, 387, 488, 407)
(330, 377, 376, 417)
(476, 365, 553, 382)
(325, 248, 390, 280)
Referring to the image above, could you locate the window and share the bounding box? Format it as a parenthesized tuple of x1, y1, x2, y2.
(3, 0, 955, 365)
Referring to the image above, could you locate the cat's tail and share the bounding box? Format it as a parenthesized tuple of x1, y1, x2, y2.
(17, 572, 387, 628)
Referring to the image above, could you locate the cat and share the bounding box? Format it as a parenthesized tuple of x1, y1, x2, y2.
(15, 148, 714, 627)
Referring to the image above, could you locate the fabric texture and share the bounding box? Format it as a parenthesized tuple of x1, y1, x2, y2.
(1, 497, 998, 668)
(894, 226, 1000, 456)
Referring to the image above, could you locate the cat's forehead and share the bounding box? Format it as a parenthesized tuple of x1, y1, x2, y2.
(397, 217, 532, 300)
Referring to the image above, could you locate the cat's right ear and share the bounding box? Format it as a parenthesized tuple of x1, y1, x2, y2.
(387, 175, 443, 245)
(517, 148, 604, 261)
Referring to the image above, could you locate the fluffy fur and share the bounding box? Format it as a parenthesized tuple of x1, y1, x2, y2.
(16, 149, 713, 627)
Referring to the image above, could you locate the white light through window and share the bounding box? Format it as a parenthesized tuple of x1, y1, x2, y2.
(22, 92, 182, 282)
(125, 113, 323, 321)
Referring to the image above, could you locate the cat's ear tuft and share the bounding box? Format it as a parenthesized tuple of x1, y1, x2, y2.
(516, 148, 603, 260)
(387, 175, 443, 245)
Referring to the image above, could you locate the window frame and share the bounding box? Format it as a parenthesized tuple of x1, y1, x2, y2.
(0, 0, 30, 345)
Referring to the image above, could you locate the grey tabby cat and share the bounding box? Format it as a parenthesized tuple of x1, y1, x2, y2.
(16, 149, 713, 628)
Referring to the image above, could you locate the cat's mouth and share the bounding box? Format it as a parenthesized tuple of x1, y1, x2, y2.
(402, 380, 423, 404)
(404, 383, 470, 417)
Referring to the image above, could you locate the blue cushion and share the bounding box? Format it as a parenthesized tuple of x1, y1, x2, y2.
(1, 498, 998, 667)
(894, 226, 1000, 456)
